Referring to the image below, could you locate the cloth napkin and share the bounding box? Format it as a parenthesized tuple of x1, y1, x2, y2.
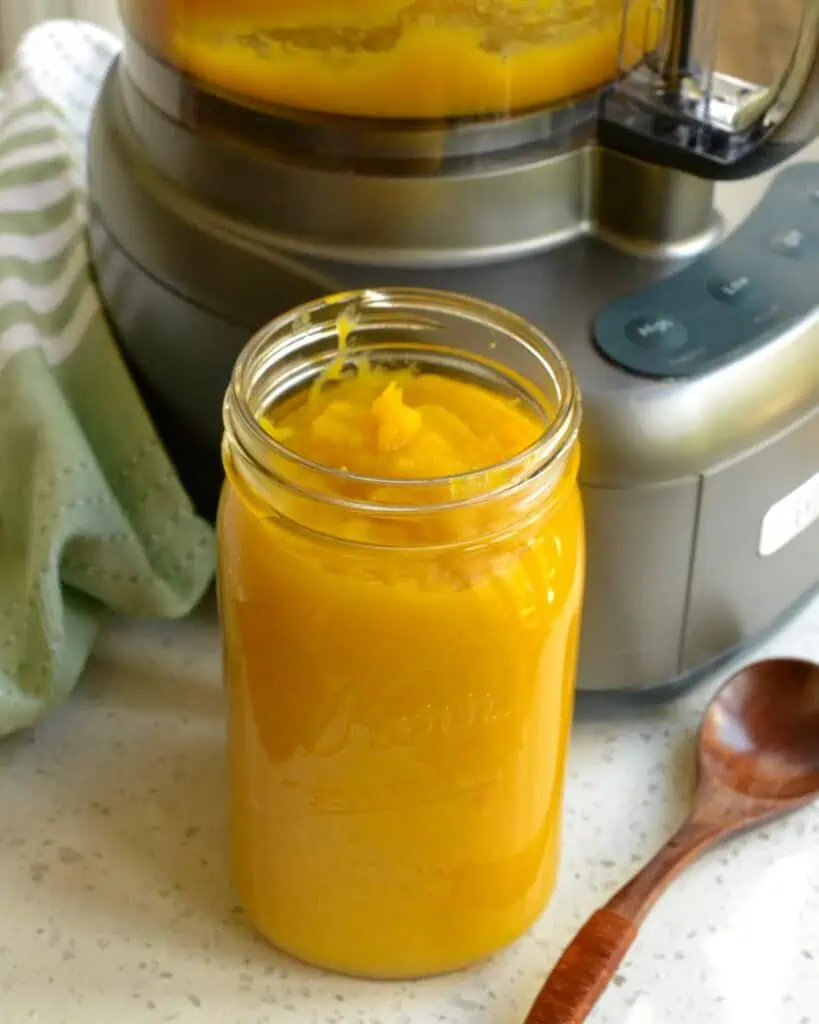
(0, 21, 215, 738)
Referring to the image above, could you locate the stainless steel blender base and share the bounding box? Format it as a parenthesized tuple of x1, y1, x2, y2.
(87, 60, 819, 695)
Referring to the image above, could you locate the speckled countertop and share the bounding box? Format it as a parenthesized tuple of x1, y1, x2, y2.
(1, 596, 818, 1024)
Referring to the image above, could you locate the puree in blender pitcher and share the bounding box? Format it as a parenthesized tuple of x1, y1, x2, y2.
(124, 0, 663, 118)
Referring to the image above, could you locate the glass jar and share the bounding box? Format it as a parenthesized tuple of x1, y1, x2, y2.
(119, 0, 662, 120)
(218, 288, 585, 979)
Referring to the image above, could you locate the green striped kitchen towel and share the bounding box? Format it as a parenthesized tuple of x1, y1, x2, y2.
(0, 21, 215, 738)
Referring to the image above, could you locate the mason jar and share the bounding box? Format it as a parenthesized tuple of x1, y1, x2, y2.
(218, 287, 585, 979)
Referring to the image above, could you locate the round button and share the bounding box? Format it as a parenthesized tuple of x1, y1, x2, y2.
(708, 272, 755, 305)
(625, 313, 688, 351)
(769, 228, 808, 258)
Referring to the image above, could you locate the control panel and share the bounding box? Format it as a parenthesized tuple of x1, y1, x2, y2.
(593, 163, 819, 378)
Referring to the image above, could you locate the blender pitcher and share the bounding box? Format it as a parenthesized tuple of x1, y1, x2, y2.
(117, 0, 663, 119)
(599, 0, 819, 178)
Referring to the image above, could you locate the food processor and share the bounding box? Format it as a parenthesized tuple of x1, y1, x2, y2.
(87, 0, 819, 694)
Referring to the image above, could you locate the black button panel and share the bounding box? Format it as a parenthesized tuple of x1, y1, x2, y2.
(594, 163, 819, 379)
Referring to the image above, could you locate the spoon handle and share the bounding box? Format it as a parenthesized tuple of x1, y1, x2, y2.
(524, 820, 720, 1023)
(523, 907, 636, 1024)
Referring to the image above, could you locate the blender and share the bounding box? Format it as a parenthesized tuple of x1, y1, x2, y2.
(87, 0, 819, 693)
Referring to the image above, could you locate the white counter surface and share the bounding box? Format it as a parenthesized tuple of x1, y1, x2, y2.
(2, 597, 817, 1024)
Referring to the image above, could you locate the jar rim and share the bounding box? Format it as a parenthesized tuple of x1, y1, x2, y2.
(224, 287, 581, 510)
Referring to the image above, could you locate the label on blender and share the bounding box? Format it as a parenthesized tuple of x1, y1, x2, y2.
(759, 469, 819, 557)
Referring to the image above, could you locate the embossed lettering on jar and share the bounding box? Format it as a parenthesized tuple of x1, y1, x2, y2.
(218, 289, 585, 980)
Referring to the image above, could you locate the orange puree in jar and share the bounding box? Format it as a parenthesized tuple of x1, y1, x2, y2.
(123, 0, 663, 119)
(218, 292, 585, 979)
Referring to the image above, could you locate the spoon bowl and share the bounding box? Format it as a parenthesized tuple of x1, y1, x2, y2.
(699, 658, 819, 801)
(524, 657, 819, 1024)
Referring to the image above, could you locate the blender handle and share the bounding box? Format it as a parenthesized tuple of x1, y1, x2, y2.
(598, 0, 819, 181)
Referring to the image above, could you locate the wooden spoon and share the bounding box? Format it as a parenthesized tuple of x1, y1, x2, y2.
(525, 657, 819, 1024)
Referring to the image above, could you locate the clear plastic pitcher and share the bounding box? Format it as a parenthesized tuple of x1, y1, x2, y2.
(118, 0, 662, 119)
